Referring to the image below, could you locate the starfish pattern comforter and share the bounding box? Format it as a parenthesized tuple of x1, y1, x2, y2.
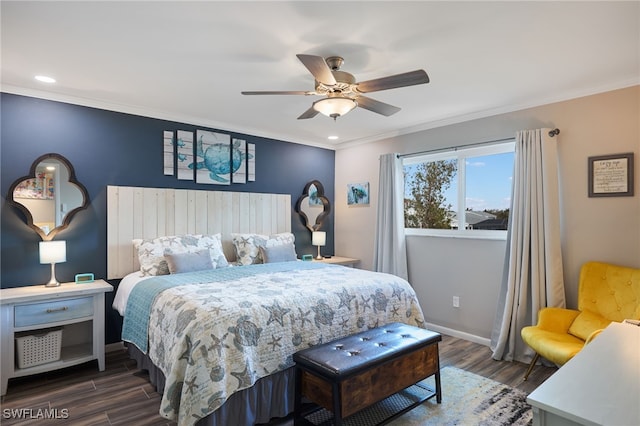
(123, 261, 425, 425)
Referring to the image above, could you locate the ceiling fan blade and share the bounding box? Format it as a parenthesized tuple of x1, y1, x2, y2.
(241, 91, 313, 95)
(296, 54, 337, 86)
(355, 96, 401, 116)
(297, 106, 320, 120)
(356, 70, 430, 93)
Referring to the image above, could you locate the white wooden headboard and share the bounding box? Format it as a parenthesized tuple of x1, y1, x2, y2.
(107, 185, 291, 279)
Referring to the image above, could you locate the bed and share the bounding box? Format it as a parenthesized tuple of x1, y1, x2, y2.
(107, 186, 426, 426)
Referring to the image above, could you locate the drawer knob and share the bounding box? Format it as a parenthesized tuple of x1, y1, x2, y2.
(46, 306, 68, 313)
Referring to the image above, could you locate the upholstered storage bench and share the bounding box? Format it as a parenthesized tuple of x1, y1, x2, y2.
(293, 323, 442, 426)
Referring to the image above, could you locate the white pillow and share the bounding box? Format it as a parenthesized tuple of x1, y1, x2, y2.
(134, 234, 228, 276)
(231, 232, 295, 266)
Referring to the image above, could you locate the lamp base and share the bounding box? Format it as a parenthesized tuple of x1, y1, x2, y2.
(315, 245, 322, 260)
(44, 263, 61, 287)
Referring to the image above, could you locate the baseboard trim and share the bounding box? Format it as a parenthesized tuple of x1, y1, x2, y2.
(105, 341, 125, 353)
(426, 323, 491, 347)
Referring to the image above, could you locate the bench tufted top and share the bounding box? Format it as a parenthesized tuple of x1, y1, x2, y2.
(293, 322, 441, 379)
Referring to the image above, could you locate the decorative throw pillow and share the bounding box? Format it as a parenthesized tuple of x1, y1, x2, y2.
(197, 234, 229, 269)
(231, 232, 295, 266)
(568, 310, 612, 341)
(134, 234, 228, 276)
(165, 249, 213, 274)
(259, 242, 297, 263)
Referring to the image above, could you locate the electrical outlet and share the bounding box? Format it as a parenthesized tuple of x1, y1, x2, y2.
(453, 296, 460, 308)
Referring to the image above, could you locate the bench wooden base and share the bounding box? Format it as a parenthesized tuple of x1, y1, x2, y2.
(293, 323, 442, 426)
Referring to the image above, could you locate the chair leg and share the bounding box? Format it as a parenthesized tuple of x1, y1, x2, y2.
(523, 352, 540, 381)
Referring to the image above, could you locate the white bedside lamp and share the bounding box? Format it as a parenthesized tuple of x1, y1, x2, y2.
(312, 231, 326, 260)
(40, 240, 66, 287)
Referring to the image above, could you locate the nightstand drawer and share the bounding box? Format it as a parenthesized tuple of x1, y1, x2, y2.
(15, 297, 93, 327)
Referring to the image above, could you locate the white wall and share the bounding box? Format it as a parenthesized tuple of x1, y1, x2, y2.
(335, 86, 640, 341)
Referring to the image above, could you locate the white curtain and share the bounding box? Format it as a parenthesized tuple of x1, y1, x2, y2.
(373, 153, 408, 280)
(491, 128, 565, 363)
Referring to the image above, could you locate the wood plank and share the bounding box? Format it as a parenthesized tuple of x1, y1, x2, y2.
(142, 187, 159, 239)
(173, 190, 188, 236)
(207, 191, 222, 236)
(157, 189, 167, 237)
(116, 187, 134, 279)
(106, 186, 118, 279)
(132, 187, 144, 240)
(194, 190, 208, 234)
(186, 190, 196, 235)
(164, 189, 175, 237)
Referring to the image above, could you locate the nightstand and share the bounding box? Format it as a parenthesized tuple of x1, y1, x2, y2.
(314, 256, 360, 268)
(0, 280, 113, 396)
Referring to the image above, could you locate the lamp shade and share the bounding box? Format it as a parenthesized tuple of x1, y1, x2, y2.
(312, 231, 326, 247)
(39, 241, 67, 264)
(312, 97, 357, 118)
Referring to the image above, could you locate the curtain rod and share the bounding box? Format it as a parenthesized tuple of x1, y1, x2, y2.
(397, 128, 560, 159)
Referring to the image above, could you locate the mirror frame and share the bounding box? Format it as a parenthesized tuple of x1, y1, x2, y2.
(7, 153, 89, 241)
(295, 180, 331, 232)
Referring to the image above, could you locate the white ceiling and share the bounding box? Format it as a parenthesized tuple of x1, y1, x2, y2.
(1, 1, 638, 149)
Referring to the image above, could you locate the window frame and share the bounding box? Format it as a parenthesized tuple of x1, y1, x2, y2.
(403, 140, 515, 240)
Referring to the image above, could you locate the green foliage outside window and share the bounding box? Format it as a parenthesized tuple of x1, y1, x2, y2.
(404, 160, 457, 229)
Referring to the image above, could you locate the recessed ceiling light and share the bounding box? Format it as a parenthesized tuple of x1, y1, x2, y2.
(35, 75, 56, 83)
(328, 135, 339, 140)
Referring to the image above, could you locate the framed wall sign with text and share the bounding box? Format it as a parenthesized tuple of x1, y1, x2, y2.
(588, 153, 634, 197)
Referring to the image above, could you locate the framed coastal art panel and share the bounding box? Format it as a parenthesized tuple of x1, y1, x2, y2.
(231, 138, 247, 184)
(176, 130, 194, 181)
(195, 130, 231, 185)
(248, 143, 256, 182)
(163, 131, 174, 176)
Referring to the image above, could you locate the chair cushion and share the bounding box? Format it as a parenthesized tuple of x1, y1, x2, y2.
(568, 310, 612, 341)
(521, 326, 584, 366)
(578, 261, 640, 322)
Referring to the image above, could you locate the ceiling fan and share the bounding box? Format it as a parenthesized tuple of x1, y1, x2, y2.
(241, 54, 430, 120)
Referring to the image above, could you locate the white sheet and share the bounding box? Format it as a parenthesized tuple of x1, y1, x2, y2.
(112, 271, 149, 315)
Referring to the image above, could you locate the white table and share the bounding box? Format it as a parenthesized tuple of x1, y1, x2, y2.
(0, 280, 113, 395)
(527, 322, 640, 426)
(314, 256, 359, 267)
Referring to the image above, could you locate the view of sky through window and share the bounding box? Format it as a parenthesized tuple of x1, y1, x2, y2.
(404, 152, 513, 212)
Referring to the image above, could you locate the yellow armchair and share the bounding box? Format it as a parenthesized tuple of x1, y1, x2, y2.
(521, 261, 640, 380)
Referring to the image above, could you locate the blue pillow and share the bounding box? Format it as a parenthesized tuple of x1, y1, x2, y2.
(258, 243, 297, 263)
(165, 249, 213, 274)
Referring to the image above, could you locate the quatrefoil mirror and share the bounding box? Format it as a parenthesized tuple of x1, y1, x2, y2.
(7, 153, 89, 240)
(295, 180, 331, 232)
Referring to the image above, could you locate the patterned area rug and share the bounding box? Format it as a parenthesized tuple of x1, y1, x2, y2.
(297, 366, 532, 426)
(389, 366, 532, 426)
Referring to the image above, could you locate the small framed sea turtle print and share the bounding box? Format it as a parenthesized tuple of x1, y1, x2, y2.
(347, 182, 370, 205)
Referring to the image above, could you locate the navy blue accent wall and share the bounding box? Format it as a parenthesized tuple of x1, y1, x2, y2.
(1, 93, 335, 343)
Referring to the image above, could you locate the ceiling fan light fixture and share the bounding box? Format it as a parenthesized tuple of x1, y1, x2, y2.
(312, 97, 357, 120)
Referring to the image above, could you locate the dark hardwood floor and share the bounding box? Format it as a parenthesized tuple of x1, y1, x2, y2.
(0, 335, 556, 425)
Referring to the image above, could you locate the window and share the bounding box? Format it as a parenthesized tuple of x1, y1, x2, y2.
(403, 141, 515, 238)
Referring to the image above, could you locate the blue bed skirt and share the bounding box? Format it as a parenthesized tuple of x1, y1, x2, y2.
(127, 344, 295, 425)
